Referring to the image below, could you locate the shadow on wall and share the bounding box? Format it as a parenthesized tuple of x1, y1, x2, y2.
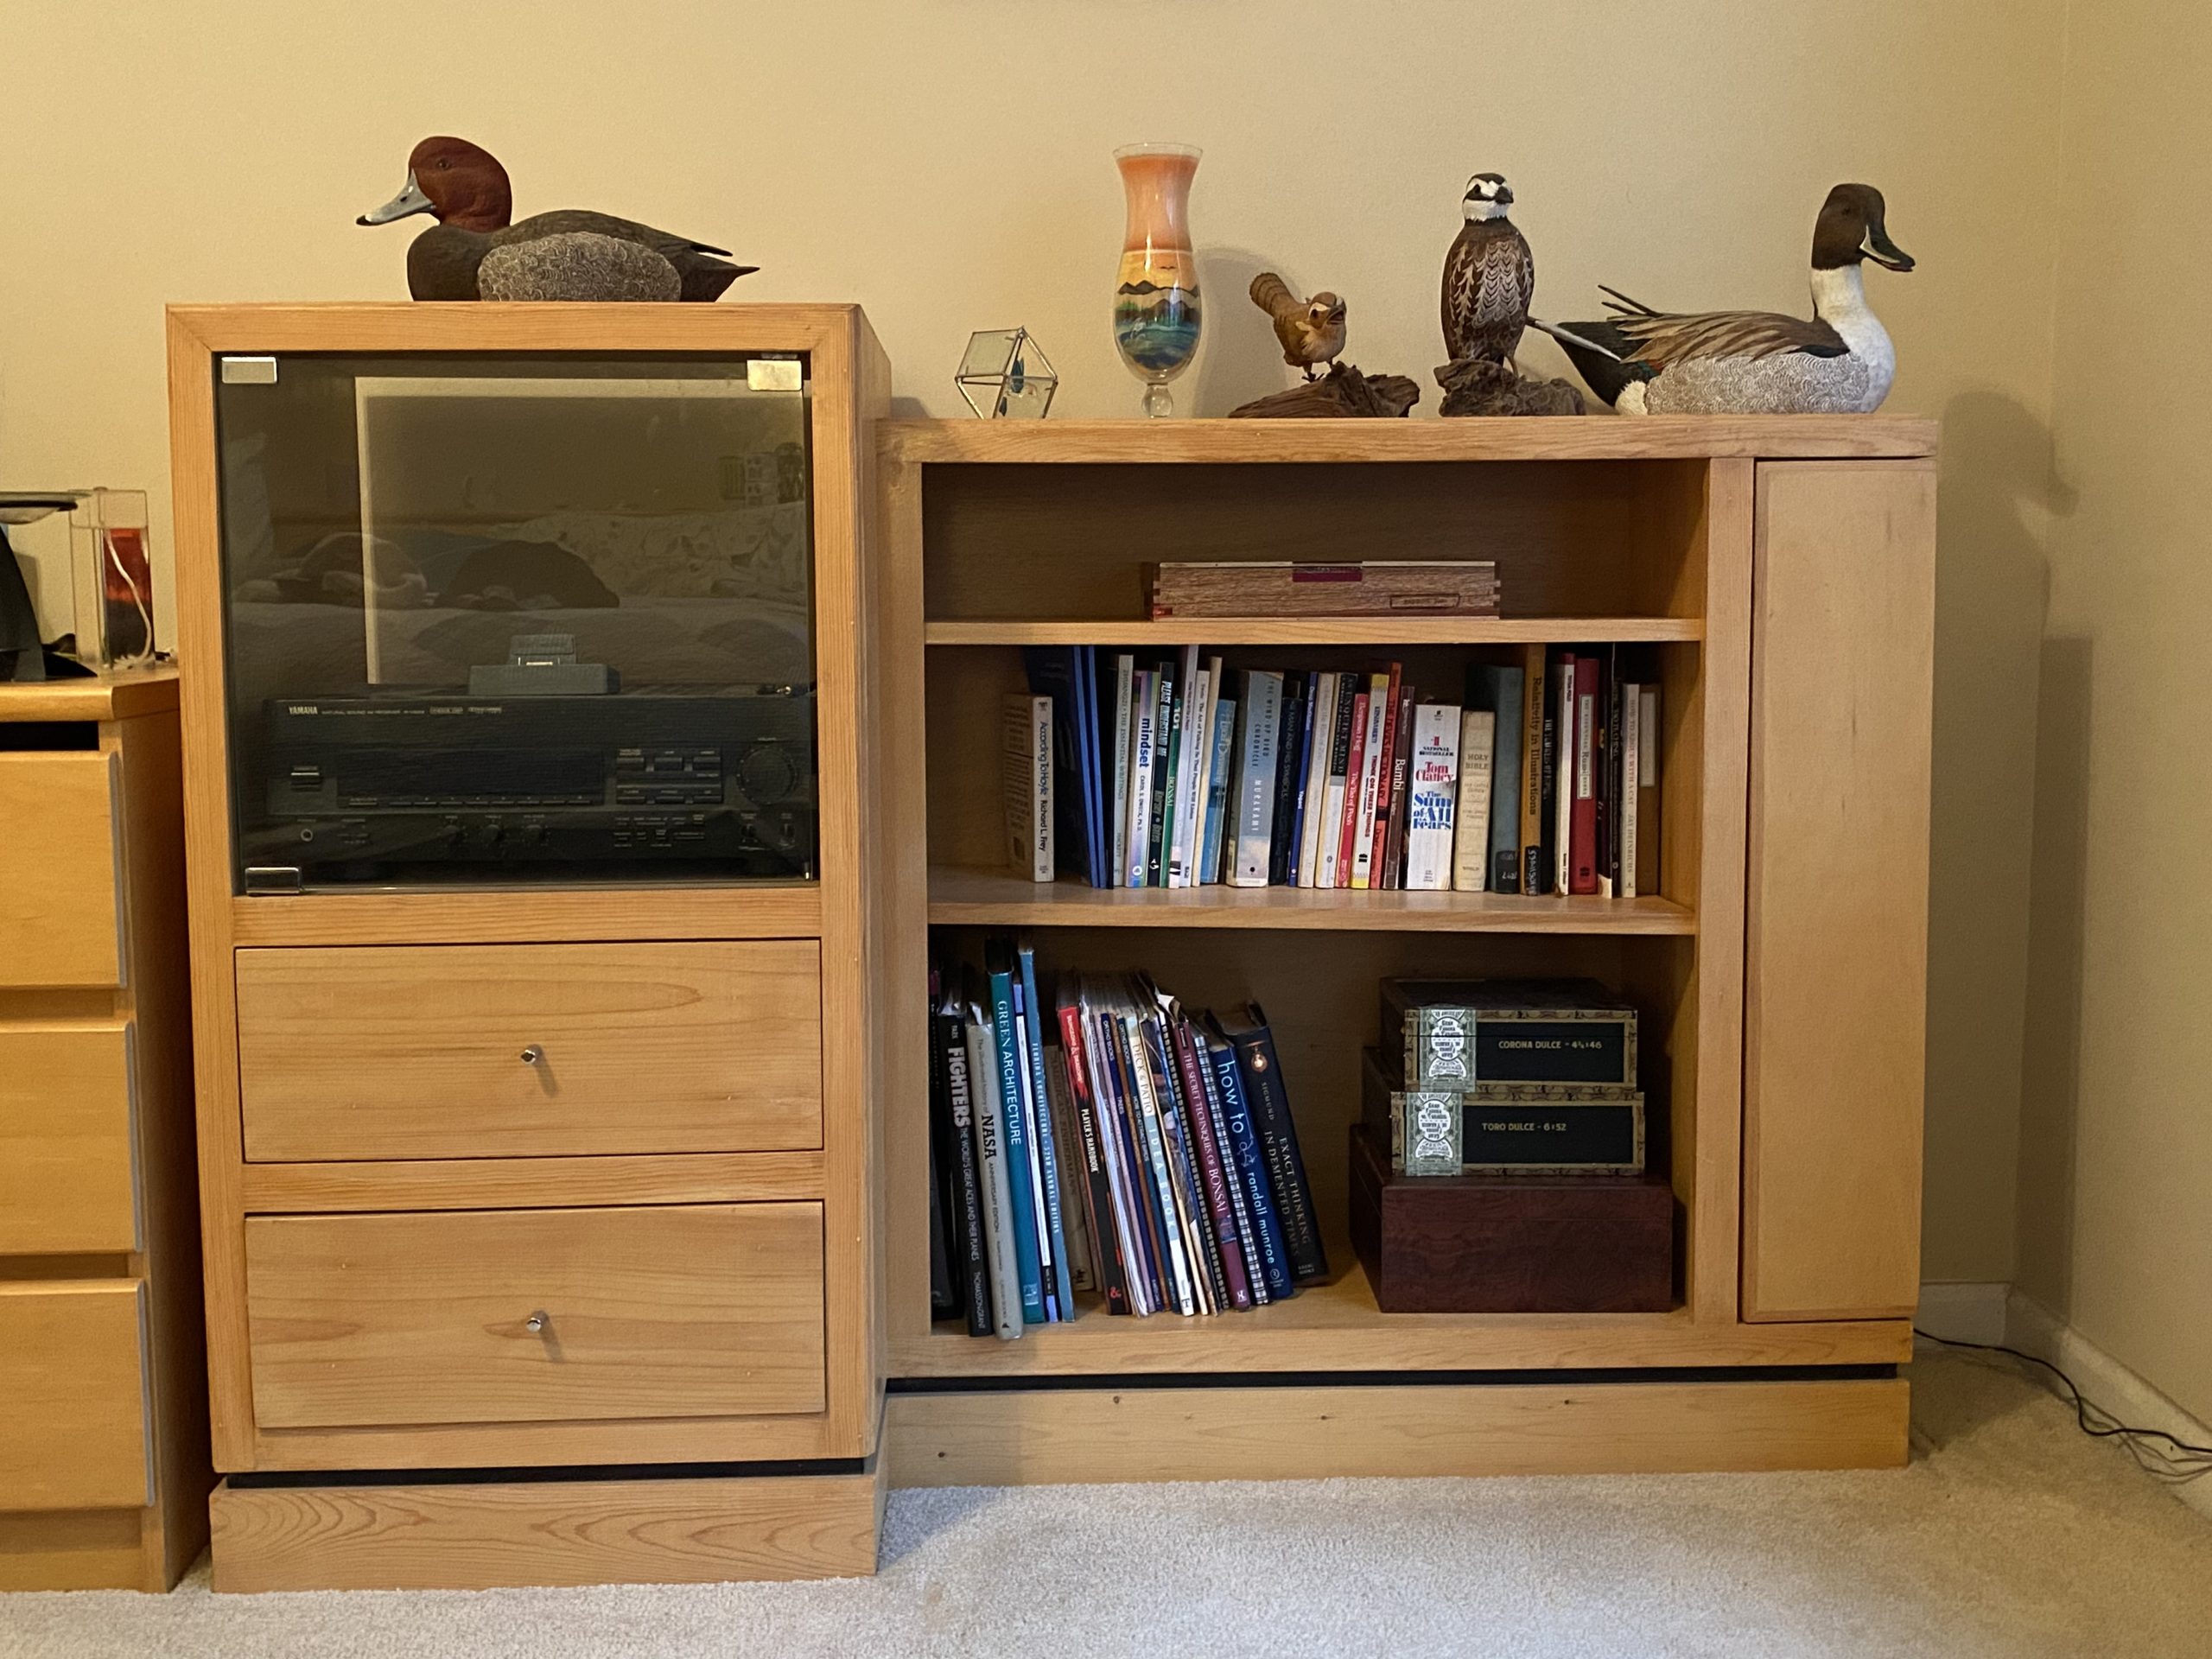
(1192, 246, 1300, 416)
(1923, 389, 2067, 1283)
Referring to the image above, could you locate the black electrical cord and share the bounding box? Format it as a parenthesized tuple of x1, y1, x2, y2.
(1914, 1328, 2212, 1483)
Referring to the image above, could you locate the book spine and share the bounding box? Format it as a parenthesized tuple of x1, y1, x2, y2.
(1146, 1017, 1226, 1314)
(988, 970, 1046, 1325)
(1208, 1034, 1294, 1301)
(1635, 684, 1662, 898)
(964, 1014, 1024, 1339)
(1001, 694, 1052, 882)
(939, 1011, 993, 1336)
(1041, 1047, 1095, 1294)
(1571, 653, 1599, 894)
(1166, 647, 1202, 886)
(1230, 670, 1283, 887)
(1005, 966, 1058, 1319)
(1335, 689, 1369, 887)
(1120, 1012, 1197, 1315)
(1233, 1016, 1329, 1282)
(1283, 671, 1320, 887)
(1146, 668, 1175, 886)
(1552, 653, 1576, 897)
(1199, 695, 1236, 885)
(1349, 680, 1387, 888)
(1452, 708, 1494, 892)
(1109, 655, 1133, 886)
(1086, 1001, 1154, 1314)
(1483, 665, 1524, 893)
(1618, 681, 1640, 900)
(1192, 1029, 1264, 1303)
(1171, 1016, 1253, 1309)
(1367, 665, 1404, 882)
(1125, 670, 1154, 887)
(1100, 1009, 1166, 1313)
(1188, 654, 1222, 884)
(1267, 673, 1307, 887)
(1078, 645, 1107, 887)
(1297, 671, 1336, 888)
(1407, 703, 1463, 893)
(1519, 645, 1549, 894)
(1056, 997, 1129, 1315)
(1017, 944, 1073, 1318)
(1382, 688, 1414, 889)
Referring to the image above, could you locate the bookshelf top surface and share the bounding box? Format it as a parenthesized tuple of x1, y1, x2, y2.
(881, 415, 1939, 467)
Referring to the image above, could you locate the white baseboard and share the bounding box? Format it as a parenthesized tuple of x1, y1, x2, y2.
(2001, 1289, 2212, 1519)
(1913, 1281, 2010, 1346)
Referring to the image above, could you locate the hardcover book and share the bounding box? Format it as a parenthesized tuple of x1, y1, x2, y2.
(1001, 693, 1052, 883)
(963, 1007, 1024, 1338)
(1230, 669, 1284, 887)
(1216, 1003, 1329, 1281)
(1467, 662, 1523, 893)
(1451, 707, 1494, 893)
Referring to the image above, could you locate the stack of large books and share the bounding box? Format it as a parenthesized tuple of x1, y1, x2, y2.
(928, 948, 1326, 1338)
(1001, 646, 1662, 895)
(1362, 979, 1646, 1177)
(1146, 560, 1499, 620)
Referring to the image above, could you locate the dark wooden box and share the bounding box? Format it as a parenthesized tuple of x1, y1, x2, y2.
(1349, 1125, 1676, 1313)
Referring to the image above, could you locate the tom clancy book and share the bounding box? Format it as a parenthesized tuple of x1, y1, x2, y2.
(1379, 978, 1637, 1090)
(1360, 1050, 1645, 1176)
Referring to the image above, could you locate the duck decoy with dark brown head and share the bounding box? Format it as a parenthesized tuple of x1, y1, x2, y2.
(358, 137, 759, 302)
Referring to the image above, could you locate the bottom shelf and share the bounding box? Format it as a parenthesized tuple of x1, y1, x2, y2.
(894, 1246, 1908, 1378)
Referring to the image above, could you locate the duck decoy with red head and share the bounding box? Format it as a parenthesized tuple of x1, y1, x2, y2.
(358, 137, 759, 302)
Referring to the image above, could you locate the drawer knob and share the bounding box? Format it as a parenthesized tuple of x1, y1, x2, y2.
(519, 1046, 543, 1065)
(524, 1310, 550, 1334)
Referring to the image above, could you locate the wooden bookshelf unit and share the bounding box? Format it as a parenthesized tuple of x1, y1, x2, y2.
(877, 416, 1936, 1485)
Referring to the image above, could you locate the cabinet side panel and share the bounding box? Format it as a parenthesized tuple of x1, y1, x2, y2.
(1744, 461, 1936, 1321)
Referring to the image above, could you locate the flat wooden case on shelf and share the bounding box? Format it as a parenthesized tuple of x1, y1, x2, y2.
(875, 416, 1936, 1485)
(165, 304, 896, 1592)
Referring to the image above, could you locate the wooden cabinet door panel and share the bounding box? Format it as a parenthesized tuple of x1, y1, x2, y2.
(1742, 461, 1935, 1321)
(0, 1281, 151, 1510)
(0, 1021, 138, 1254)
(0, 752, 123, 988)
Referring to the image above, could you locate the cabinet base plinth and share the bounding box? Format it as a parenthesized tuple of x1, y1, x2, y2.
(887, 1376, 1909, 1487)
(209, 1464, 884, 1591)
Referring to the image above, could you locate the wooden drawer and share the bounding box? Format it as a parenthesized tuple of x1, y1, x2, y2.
(0, 752, 124, 988)
(245, 1204, 827, 1428)
(0, 1021, 138, 1254)
(0, 1281, 151, 1510)
(235, 941, 823, 1161)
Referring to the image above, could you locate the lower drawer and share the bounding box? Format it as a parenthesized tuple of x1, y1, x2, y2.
(0, 1281, 150, 1510)
(245, 1205, 827, 1429)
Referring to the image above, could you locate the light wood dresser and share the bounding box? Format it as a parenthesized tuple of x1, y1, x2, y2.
(167, 305, 899, 1590)
(0, 668, 211, 1591)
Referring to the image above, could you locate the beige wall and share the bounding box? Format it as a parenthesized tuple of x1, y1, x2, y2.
(2018, 3, 2212, 1421)
(0, 2, 2066, 1281)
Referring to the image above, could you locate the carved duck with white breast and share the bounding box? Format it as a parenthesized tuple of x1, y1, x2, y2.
(1533, 184, 1914, 415)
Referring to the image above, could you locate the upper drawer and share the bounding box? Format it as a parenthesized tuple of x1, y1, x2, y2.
(0, 1021, 138, 1255)
(235, 940, 823, 1161)
(0, 1281, 152, 1510)
(0, 752, 124, 988)
(245, 1204, 827, 1428)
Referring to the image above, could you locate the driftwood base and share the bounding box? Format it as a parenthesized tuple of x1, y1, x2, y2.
(1230, 362, 1421, 418)
(1436, 358, 1586, 416)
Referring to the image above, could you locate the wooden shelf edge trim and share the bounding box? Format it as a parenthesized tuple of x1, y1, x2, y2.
(885, 1376, 1910, 1486)
(926, 869, 1694, 934)
(925, 617, 1705, 646)
(882, 415, 1940, 466)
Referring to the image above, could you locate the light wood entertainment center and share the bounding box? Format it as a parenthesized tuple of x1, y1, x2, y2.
(876, 416, 1936, 1487)
(156, 299, 1934, 1585)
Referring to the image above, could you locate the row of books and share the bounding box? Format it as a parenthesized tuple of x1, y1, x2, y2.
(928, 944, 1327, 1338)
(1001, 645, 1662, 895)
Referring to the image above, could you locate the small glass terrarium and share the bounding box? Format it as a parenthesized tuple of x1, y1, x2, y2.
(957, 328, 1058, 418)
(72, 488, 158, 668)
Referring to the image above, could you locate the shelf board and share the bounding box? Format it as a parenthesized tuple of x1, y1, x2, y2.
(892, 1244, 1909, 1377)
(927, 868, 1694, 933)
(925, 616, 1703, 647)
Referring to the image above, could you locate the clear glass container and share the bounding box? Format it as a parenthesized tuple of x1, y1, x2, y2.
(213, 352, 817, 892)
(70, 489, 158, 668)
(1112, 143, 1203, 418)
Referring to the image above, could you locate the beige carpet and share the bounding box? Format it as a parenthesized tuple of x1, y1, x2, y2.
(2, 1351, 2207, 1658)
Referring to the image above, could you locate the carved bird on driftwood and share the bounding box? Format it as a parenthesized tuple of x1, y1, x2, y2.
(1441, 172, 1534, 365)
(1249, 272, 1348, 379)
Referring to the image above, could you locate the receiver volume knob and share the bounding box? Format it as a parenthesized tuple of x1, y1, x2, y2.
(735, 742, 802, 804)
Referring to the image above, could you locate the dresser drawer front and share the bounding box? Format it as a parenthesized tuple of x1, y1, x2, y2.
(0, 1022, 138, 1254)
(0, 1281, 151, 1510)
(0, 752, 123, 988)
(245, 1204, 827, 1428)
(235, 941, 823, 1161)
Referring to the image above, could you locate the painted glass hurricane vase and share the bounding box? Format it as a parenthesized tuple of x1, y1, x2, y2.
(1112, 143, 1202, 418)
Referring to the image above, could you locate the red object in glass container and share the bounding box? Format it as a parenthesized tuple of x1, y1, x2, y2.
(100, 526, 154, 661)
